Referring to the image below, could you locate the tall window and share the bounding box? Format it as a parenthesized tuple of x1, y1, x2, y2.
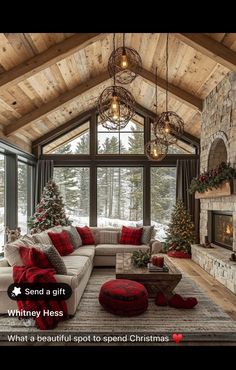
(97, 114, 144, 154)
(0, 154, 5, 250)
(97, 167, 143, 227)
(54, 167, 90, 226)
(151, 167, 176, 241)
(18, 161, 33, 234)
(39, 108, 198, 232)
(43, 122, 89, 154)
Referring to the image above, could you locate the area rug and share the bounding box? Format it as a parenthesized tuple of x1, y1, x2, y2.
(0, 268, 236, 345)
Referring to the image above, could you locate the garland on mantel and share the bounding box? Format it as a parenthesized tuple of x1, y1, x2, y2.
(189, 162, 236, 194)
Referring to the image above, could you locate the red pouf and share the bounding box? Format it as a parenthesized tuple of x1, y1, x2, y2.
(99, 279, 148, 316)
(167, 251, 191, 259)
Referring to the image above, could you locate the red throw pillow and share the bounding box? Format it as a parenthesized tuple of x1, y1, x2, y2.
(76, 226, 95, 245)
(119, 226, 143, 245)
(48, 231, 73, 256)
(19, 246, 51, 269)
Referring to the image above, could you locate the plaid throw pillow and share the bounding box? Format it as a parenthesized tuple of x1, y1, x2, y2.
(119, 226, 143, 245)
(19, 246, 52, 269)
(48, 231, 73, 256)
(76, 226, 95, 245)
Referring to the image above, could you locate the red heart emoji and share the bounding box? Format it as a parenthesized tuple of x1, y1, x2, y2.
(172, 333, 183, 343)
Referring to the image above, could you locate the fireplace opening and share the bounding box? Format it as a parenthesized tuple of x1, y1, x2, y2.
(210, 211, 233, 250)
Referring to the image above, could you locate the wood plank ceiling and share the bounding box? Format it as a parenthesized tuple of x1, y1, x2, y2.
(0, 32, 235, 153)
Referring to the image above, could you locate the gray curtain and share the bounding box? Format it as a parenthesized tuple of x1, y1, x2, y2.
(35, 159, 54, 206)
(176, 159, 200, 242)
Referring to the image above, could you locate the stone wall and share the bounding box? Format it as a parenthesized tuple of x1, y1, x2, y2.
(200, 72, 236, 251)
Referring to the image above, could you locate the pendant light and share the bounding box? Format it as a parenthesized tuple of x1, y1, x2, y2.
(154, 33, 184, 144)
(97, 34, 135, 130)
(108, 33, 142, 84)
(144, 67, 168, 161)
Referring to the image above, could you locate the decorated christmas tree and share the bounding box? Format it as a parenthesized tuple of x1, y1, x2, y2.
(164, 200, 195, 256)
(28, 180, 72, 233)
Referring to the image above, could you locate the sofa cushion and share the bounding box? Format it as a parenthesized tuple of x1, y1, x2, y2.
(32, 231, 53, 246)
(99, 230, 119, 244)
(89, 227, 120, 245)
(119, 226, 143, 245)
(62, 255, 91, 283)
(76, 226, 95, 245)
(4, 239, 26, 266)
(0, 267, 13, 274)
(48, 231, 74, 256)
(70, 246, 95, 262)
(95, 244, 149, 256)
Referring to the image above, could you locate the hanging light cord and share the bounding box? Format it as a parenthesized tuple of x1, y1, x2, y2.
(165, 32, 169, 112)
(113, 33, 116, 86)
(155, 67, 158, 117)
(123, 33, 125, 48)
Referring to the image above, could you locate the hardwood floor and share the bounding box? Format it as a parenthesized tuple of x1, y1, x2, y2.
(172, 258, 236, 320)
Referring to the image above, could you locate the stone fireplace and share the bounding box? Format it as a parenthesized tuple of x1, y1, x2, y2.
(191, 72, 236, 294)
(199, 72, 236, 253)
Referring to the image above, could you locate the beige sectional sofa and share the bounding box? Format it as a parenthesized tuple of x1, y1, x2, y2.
(0, 226, 161, 316)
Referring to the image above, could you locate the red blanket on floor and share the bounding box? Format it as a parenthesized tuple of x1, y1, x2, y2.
(13, 266, 68, 330)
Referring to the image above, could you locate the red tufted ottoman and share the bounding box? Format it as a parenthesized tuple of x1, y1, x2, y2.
(99, 279, 148, 316)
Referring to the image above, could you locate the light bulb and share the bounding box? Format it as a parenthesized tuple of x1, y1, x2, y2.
(164, 115, 171, 134)
(110, 94, 120, 120)
(120, 49, 129, 69)
(152, 145, 159, 158)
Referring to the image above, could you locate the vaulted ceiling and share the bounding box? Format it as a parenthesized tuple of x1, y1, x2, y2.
(0, 33, 236, 153)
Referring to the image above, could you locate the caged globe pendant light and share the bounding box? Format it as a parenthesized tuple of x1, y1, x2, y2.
(154, 33, 184, 145)
(144, 67, 168, 161)
(97, 34, 135, 130)
(108, 33, 142, 84)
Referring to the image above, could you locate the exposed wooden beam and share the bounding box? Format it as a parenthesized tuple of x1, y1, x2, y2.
(138, 67, 203, 111)
(0, 33, 108, 91)
(174, 33, 236, 71)
(4, 72, 110, 136)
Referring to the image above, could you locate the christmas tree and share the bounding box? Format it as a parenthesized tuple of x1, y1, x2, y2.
(164, 200, 195, 254)
(28, 180, 72, 233)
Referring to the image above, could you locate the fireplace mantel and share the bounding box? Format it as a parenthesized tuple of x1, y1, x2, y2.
(195, 180, 236, 199)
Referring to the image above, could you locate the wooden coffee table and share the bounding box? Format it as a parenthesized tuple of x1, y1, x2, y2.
(116, 252, 182, 298)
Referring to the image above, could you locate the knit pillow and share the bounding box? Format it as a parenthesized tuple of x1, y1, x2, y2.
(48, 231, 74, 256)
(99, 231, 119, 244)
(19, 246, 52, 269)
(62, 226, 82, 250)
(119, 226, 143, 245)
(40, 245, 67, 275)
(76, 226, 95, 245)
